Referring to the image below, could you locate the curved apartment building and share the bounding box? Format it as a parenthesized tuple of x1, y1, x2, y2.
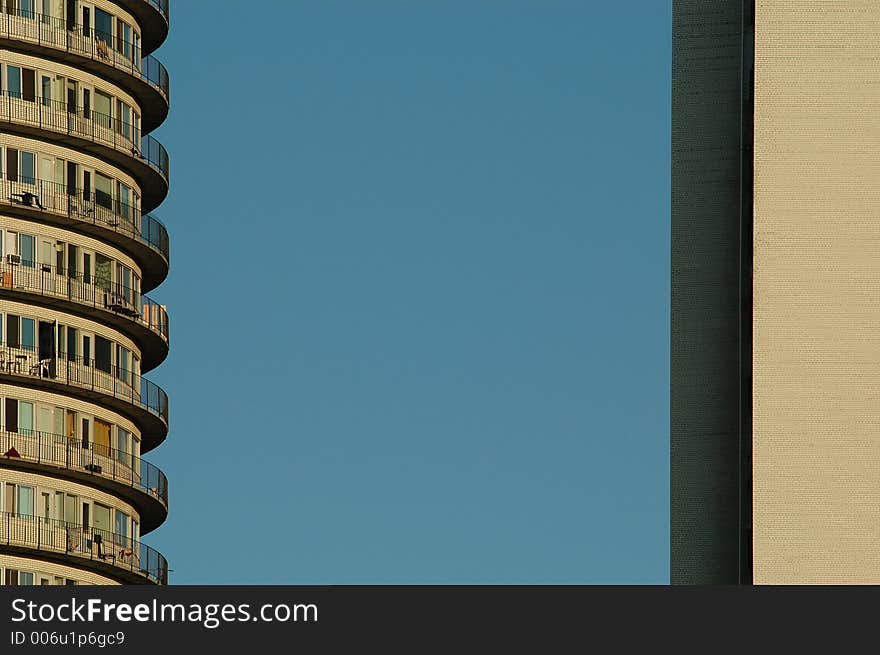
(0, 0, 170, 585)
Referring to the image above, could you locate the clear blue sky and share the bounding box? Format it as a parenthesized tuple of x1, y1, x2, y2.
(145, 1, 671, 584)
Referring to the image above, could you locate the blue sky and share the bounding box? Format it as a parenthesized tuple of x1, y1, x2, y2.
(145, 1, 671, 584)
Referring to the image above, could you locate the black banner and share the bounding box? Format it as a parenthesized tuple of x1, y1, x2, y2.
(0, 586, 871, 651)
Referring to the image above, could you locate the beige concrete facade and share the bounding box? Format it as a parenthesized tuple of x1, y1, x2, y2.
(753, 0, 880, 583)
(0, 0, 170, 585)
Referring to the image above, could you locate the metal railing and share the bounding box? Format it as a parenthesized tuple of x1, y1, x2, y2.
(0, 344, 168, 428)
(0, 10, 169, 102)
(0, 260, 169, 345)
(0, 511, 167, 584)
(0, 91, 169, 184)
(0, 177, 169, 265)
(146, 0, 169, 22)
(0, 427, 167, 508)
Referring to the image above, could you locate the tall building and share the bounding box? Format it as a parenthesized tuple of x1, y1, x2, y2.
(0, 0, 170, 585)
(674, 0, 880, 584)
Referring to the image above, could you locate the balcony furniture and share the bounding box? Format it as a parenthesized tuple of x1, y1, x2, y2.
(29, 358, 50, 378)
(9, 192, 45, 210)
(95, 38, 110, 61)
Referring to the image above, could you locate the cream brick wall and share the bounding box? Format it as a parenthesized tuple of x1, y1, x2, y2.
(0, 298, 140, 358)
(0, 468, 139, 523)
(754, 0, 880, 583)
(0, 214, 141, 276)
(0, 134, 140, 197)
(0, 49, 141, 115)
(0, 554, 118, 585)
(0, 383, 141, 443)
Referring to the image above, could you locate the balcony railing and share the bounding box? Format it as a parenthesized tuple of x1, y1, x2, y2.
(0, 428, 167, 509)
(0, 511, 167, 584)
(0, 11, 169, 102)
(0, 260, 169, 346)
(148, 0, 170, 21)
(0, 92, 169, 185)
(0, 177, 169, 266)
(0, 344, 168, 429)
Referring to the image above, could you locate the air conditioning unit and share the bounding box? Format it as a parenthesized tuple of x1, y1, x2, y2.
(6, 254, 20, 265)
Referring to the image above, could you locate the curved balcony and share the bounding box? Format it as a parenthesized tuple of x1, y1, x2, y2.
(0, 260, 169, 372)
(112, 0, 170, 55)
(0, 512, 167, 584)
(0, 178, 169, 292)
(0, 345, 168, 452)
(0, 93, 168, 212)
(0, 11, 169, 131)
(0, 428, 167, 533)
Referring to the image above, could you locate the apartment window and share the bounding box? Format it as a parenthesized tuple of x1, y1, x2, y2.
(20, 234, 35, 268)
(115, 510, 128, 539)
(5, 398, 17, 433)
(65, 0, 76, 29)
(39, 75, 51, 106)
(63, 493, 77, 524)
(4, 149, 36, 185)
(94, 418, 111, 455)
(4, 314, 35, 350)
(95, 335, 111, 373)
(40, 491, 50, 521)
(3, 65, 35, 100)
(117, 262, 133, 299)
(116, 345, 129, 383)
(18, 486, 34, 517)
(67, 243, 78, 277)
(94, 8, 112, 46)
(6, 65, 22, 98)
(116, 427, 131, 464)
(20, 152, 35, 185)
(4, 569, 34, 586)
(4, 483, 35, 517)
(19, 401, 33, 435)
(95, 253, 111, 291)
(67, 326, 77, 361)
(93, 503, 110, 536)
(117, 20, 132, 58)
(65, 410, 76, 441)
(5, 314, 17, 347)
(116, 100, 131, 139)
(94, 89, 112, 132)
(94, 172, 113, 210)
(118, 182, 132, 218)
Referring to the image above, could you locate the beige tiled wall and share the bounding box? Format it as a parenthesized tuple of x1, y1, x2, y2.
(753, 0, 880, 583)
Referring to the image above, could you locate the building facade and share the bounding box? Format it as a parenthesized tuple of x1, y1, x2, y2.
(674, 0, 880, 584)
(0, 0, 170, 585)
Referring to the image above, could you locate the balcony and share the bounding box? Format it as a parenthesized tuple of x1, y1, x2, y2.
(0, 345, 168, 452)
(0, 11, 169, 131)
(0, 177, 169, 292)
(0, 428, 167, 532)
(115, 0, 170, 55)
(0, 93, 168, 212)
(0, 260, 169, 372)
(0, 512, 167, 584)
